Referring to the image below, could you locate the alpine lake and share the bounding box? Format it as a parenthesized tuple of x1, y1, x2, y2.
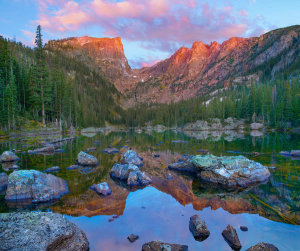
(0, 130, 299, 251)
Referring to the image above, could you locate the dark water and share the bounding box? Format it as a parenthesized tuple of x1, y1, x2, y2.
(1, 131, 300, 250)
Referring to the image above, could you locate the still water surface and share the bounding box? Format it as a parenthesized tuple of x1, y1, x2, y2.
(1, 131, 299, 250)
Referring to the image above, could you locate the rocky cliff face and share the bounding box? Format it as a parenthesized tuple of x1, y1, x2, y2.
(47, 36, 132, 91)
(47, 25, 300, 104)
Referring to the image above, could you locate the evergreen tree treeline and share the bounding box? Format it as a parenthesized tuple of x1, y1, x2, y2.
(0, 26, 299, 131)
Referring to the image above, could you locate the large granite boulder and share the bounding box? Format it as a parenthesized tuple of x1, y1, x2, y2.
(77, 151, 98, 166)
(0, 172, 8, 193)
(121, 150, 143, 167)
(222, 224, 242, 250)
(0, 212, 89, 251)
(192, 154, 270, 189)
(168, 159, 197, 174)
(246, 242, 279, 251)
(5, 170, 68, 203)
(189, 214, 210, 241)
(90, 182, 112, 196)
(0, 151, 19, 162)
(142, 241, 188, 251)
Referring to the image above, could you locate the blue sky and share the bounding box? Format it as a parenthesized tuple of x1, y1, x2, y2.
(0, 0, 299, 68)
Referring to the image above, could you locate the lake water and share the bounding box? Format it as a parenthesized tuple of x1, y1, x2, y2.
(1, 130, 300, 250)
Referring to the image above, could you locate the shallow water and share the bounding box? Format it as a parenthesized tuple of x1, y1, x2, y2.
(1, 131, 300, 250)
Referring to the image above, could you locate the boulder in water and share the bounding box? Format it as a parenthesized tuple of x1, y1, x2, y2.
(44, 166, 60, 172)
(0, 151, 19, 162)
(0, 212, 89, 251)
(222, 224, 242, 250)
(5, 170, 68, 203)
(192, 154, 270, 189)
(291, 150, 300, 157)
(90, 182, 112, 196)
(110, 163, 139, 180)
(189, 214, 210, 241)
(127, 170, 152, 186)
(28, 144, 55, 154)
(142, 241, 188, 251)
(77, 151, 98, 166)
(250, 123, 264, 130)
(127, 234, 139, 243)
(246, 242, 279, 251)
(121, 150, 143, 167)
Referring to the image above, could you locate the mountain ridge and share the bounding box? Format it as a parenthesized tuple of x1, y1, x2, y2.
(46, 25, 300, 104)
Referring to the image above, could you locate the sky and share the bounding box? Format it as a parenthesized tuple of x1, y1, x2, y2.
(0, 0, 299, 68)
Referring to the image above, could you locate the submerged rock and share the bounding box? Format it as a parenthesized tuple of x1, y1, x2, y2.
(222, 224, 242, 250)
(240, 226, 248, 231)
(121, 150, 143, 167)
(77, 151, 98, 166)
(127, 170, 152, 186)
(5, 170, 68, 203)
(246, 242, 279, 251)
(102, 147, 119, 154)
(193, 154, 270, 189)
(28, 144, 55, 154)
(127, 234, 139, 243)
(90, 182, 112, 196)
(44, 166, 60, 172)
(189, 214, 210, 241)
(0, 151, 19, 162)
(0, 212, 89, 251)
(67, 165, 80, 170)
(0, 172, 8, 192)
(142, 241, 188, 251)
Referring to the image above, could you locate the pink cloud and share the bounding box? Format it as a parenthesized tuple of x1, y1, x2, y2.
(34, 0, 265, 64)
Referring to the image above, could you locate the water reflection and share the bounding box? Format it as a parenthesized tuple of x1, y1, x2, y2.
(0, 130, 299, 250)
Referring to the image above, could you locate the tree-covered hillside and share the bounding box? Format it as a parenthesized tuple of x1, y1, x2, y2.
(0, 27, 124, 131)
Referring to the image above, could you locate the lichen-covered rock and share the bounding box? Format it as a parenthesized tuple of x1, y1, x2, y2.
(0, 212, 89, 251)
(77, 151, 98, 166)
(121, 150, 143, 167)
(192, 154, 270, 189)
(189, 214, 210, 241)
(90, 182, 112, 196)
(127, 170, 152, 186)
(0, 172, 8, 193)
(5, 170, 68, 203)
(142, 241, 188, 251)
(222, 224, 242, 250)
(246, 242, 279, 251)
(0, 151, 19, 162)
(110, 163, 139, 180)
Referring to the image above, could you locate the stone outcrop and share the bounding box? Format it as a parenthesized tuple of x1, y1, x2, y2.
(142, 241, 188, 251)
(0, 151, 19, 162)
(5, 170, 68, 203)
(77, 151, 98, 166)
(0, 212, 89, 251)
(189, 214, 210, 241)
